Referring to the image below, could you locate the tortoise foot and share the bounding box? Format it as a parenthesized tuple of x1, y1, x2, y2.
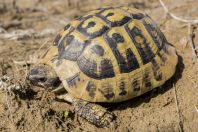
(73, 99, 115, 127)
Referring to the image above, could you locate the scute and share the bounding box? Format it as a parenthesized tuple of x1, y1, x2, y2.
(96, 8, 131, 27)
(40, 6, 178, 103)
(57, 31, 89, 61)
(77, 41, 116, 80)
(77, 15, 109, 39)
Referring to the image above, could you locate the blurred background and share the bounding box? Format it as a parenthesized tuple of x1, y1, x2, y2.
(0, 0, 197, 131)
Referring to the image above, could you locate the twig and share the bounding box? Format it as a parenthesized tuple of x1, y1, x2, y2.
(0, 29, 55, 40)
(159, 0, 198, 62)
(13, 60, 35, 65)
(188, 23, 198, 62)
(13, 54, 38, 66)
(33, 39, 50, 58)
(5, 90, 14, 123)
(173, 84, 183, 132)
(159, 0, 198, 24)
(195, 106, 198, 113)
(0, 20, 21, 30)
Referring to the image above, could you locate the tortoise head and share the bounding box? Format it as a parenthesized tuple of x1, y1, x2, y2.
(27, 64, 61, 90)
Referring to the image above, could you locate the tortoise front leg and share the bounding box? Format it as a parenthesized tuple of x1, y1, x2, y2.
(57, 94, 115, 127)
(51, 83, 66, 94)
(73, 99, 115, 127)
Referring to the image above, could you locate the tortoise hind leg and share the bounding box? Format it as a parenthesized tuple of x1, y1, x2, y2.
(57, 94, 115, 127)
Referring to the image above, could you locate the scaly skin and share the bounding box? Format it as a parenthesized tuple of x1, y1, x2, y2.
(73, 99, 115, 127)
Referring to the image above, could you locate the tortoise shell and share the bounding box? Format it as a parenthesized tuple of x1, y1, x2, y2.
(39, 7, 178, 102)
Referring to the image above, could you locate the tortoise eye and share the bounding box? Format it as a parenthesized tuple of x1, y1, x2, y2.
(39, 77, 47, 82)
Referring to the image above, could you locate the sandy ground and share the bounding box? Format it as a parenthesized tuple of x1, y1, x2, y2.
(0, 0, 198, 131)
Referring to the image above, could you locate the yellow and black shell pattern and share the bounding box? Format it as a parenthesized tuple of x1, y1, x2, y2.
(40, 7, 178, 103)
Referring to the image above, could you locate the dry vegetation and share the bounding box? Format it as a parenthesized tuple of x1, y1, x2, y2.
(0, 0, 198, 131)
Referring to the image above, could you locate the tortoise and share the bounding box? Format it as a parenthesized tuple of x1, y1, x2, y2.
(27, 6, 178, 127)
